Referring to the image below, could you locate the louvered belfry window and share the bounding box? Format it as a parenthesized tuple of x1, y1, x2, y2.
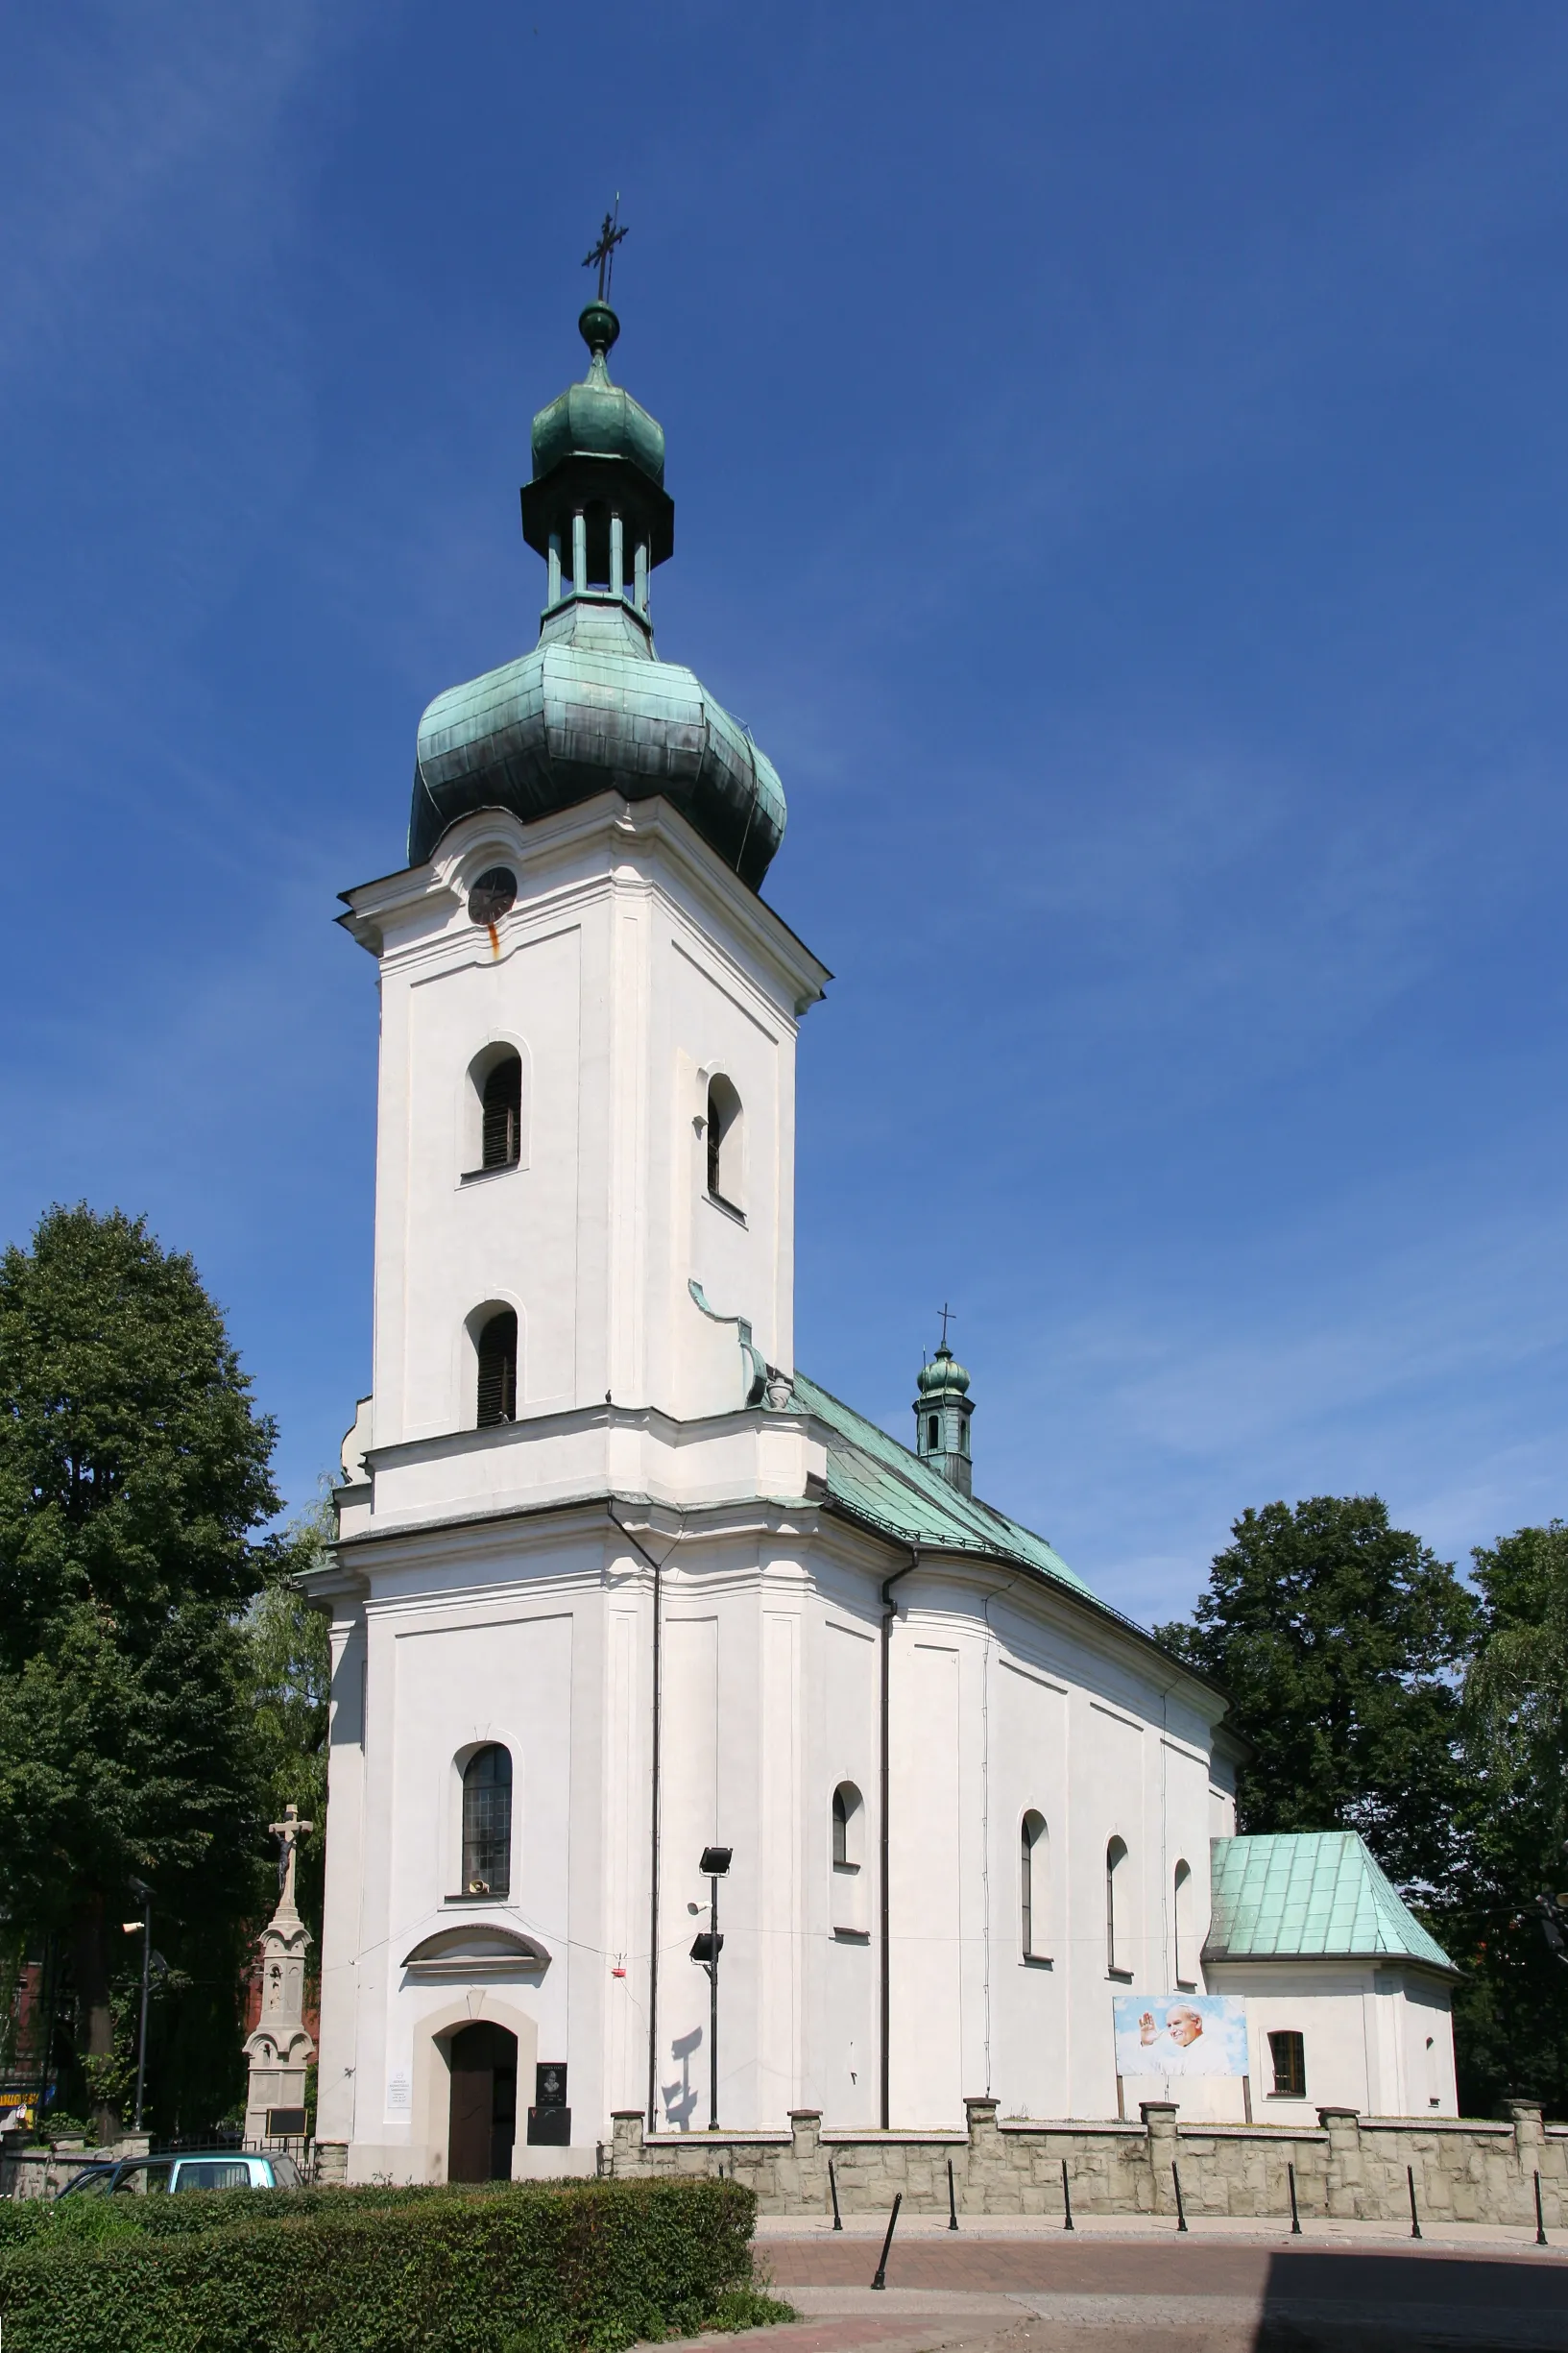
(476, 1309, 518, 1426)
(481, 1055, 522, 1171)
(462, 1745, 513, 1897)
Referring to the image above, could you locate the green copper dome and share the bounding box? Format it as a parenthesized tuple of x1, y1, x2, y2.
(529, 304, 665, 488)
(408, 298, 784, 889)
(917, 1346, 971, 1397)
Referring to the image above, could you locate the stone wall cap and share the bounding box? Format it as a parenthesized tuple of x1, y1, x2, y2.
(610, 2109, 646, 2121)
(1359, 2116, 1512, 2135)
(997, 2119, 1146, 2136)
(643, 2129, 792, 2146)
(787, 2109, 824, 2120)
(820, 2128, 969, 2145)
(1175, 2123, 1328, 2140)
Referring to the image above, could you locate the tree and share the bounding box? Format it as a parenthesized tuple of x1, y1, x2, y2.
(1445, 1523, 1568, 2114)
(243, 1498, 333, 1948)
(0, 1205, 278, 2137)
(1155, 1495, 1478, 1897)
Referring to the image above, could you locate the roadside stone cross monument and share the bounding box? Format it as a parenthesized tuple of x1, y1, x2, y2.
(243, 1804, 316, 2147)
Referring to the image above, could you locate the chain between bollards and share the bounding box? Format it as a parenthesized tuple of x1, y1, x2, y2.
(1172, 2163, 1188, 2233)
(1061, 2157, 1074, 2231)
(1287, 2160, 1302, 2236)
(870, 2193, 903, 2290)
(1407, 2165, 1422, 2241)
(828, 2157, 842, 2231)
(947, 2156, 959, 2231)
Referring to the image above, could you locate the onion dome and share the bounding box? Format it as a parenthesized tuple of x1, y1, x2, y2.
(914, 1340, 975, 1497)
(409, 300, 784, 889)
(917, 1346, 971, 1397)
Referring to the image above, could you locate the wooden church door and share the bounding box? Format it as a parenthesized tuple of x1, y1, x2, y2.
(447, 2022, 519, 2181)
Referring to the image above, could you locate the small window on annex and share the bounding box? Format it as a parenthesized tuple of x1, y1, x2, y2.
(1020, 1811, 1048, 1960)
(462, 1746, 513, 1897)
(706, 1076, 743, 1209)
(1268, 2029, 1306, 2099)
(832, 1782, 863, 1872)
(1105, 1836, 1130, 1976)
(476, 1309, 519, 1426)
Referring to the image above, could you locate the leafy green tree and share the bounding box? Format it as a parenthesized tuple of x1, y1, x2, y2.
(1155, 1495, 1477, 1896)
(0, 1205, 278, 2138)
(1445, 1523, 1568, 2114)
(243, 1498, 333, 1947)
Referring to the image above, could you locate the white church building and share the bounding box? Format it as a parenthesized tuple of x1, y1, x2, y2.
(305, 289, 1458, 2186)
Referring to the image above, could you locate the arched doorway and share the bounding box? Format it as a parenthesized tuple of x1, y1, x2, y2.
(447, 2021, 518, 2181)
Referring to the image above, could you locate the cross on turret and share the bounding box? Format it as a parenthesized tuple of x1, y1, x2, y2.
(583, 201, 629, 303)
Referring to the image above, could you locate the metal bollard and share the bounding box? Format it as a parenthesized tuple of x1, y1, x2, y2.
(870, 2192, 903, 2291)
(1061, 2157, 1074, 2232)
(1287, 2160, 1302, 2236)
(1407, 2165, 1422, 2242)
(1535, 2170, 1548, 2248)
(1172, 2162, 1188, 2233)
(829, 2157, 842, 2232)
(947, 2156, 959, 2231)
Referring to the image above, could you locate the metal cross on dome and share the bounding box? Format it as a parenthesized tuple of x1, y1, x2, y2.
(938, 1302, 955, 1348)
(583, 199, 629, 303)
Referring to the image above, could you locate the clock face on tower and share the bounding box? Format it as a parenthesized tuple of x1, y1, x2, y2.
(467, 867, 518, 927)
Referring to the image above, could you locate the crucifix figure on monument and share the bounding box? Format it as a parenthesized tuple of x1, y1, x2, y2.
(270, 1803, 314, 1913)
(582, 199, 629, 303)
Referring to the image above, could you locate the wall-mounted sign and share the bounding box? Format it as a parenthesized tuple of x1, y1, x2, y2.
(386, 2068, 412, 2115)
(1113, 1994, 1247, 2077)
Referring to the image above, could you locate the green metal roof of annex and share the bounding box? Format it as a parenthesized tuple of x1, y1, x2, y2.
(1204, 1831, 1456, 1975)
(788, 1369, 1092, 1599)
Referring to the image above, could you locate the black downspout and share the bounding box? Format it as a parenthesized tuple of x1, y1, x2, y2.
(608, 1507, 678, 2137)
(880, 1548, 918, 2131)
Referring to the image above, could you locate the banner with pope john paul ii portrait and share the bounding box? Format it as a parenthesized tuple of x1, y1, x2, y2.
(1113, 1993, 1248, 2077)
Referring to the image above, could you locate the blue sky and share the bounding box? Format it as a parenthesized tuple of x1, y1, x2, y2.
(2, 2, 1565, 1628)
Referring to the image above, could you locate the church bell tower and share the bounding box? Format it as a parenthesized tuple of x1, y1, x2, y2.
(336, 280, 829, 1523)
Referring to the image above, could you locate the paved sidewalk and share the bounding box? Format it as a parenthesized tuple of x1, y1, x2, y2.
(755, 2209, 1560, 2256)
(696, 2224, 1568, 2351)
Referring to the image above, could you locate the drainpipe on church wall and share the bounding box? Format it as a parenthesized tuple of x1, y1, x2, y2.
(607, 1505, 685, 2137)
(880, 1549, 919, 2131)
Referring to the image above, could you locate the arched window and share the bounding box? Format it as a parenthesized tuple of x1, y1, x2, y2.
(706, 1076, 742, 1209)
(1021, 1810, 1048, 1960)
(462, 1746, 513, 1897)
(476, 1309, 518, 1426)
(1172, 1858, 1194, 1988)
(1106, 1836, 1129, 1975)
(832, 1782, 863, 1872)
(927, 1416, 940, 1452)
(480, 1054, 522, 1171)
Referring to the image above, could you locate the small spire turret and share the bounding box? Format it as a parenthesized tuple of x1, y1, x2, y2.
(914, 1315, 974, 1496)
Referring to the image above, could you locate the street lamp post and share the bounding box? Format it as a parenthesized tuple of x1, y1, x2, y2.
(124, 1879, 152, 2135)
(689, 1845, 732, 2131)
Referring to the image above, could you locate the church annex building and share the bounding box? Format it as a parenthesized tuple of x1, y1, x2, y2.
(303, 285, 1458, 2187)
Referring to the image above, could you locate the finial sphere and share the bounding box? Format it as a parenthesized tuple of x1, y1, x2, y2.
(579, 300, 621, 360)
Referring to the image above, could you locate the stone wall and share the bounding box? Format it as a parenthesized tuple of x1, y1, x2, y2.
(608, 2098, 1567, 2231)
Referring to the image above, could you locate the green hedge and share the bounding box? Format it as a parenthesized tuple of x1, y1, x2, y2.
(0, 2177, 784, 2353)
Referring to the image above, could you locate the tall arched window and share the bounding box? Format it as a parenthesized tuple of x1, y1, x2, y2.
(462, 1746, 513, 1897)
(480, 1054, 522, 1171)
(706, 1076, 742, 1209)
(1172, 1858, 1194, 1989)
(1021, 1810, 1048, 1960)
(1106, 1836, 1129, 1976)
(832, 1782, 863, 1871)
(476, 1309, 518, 1426)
